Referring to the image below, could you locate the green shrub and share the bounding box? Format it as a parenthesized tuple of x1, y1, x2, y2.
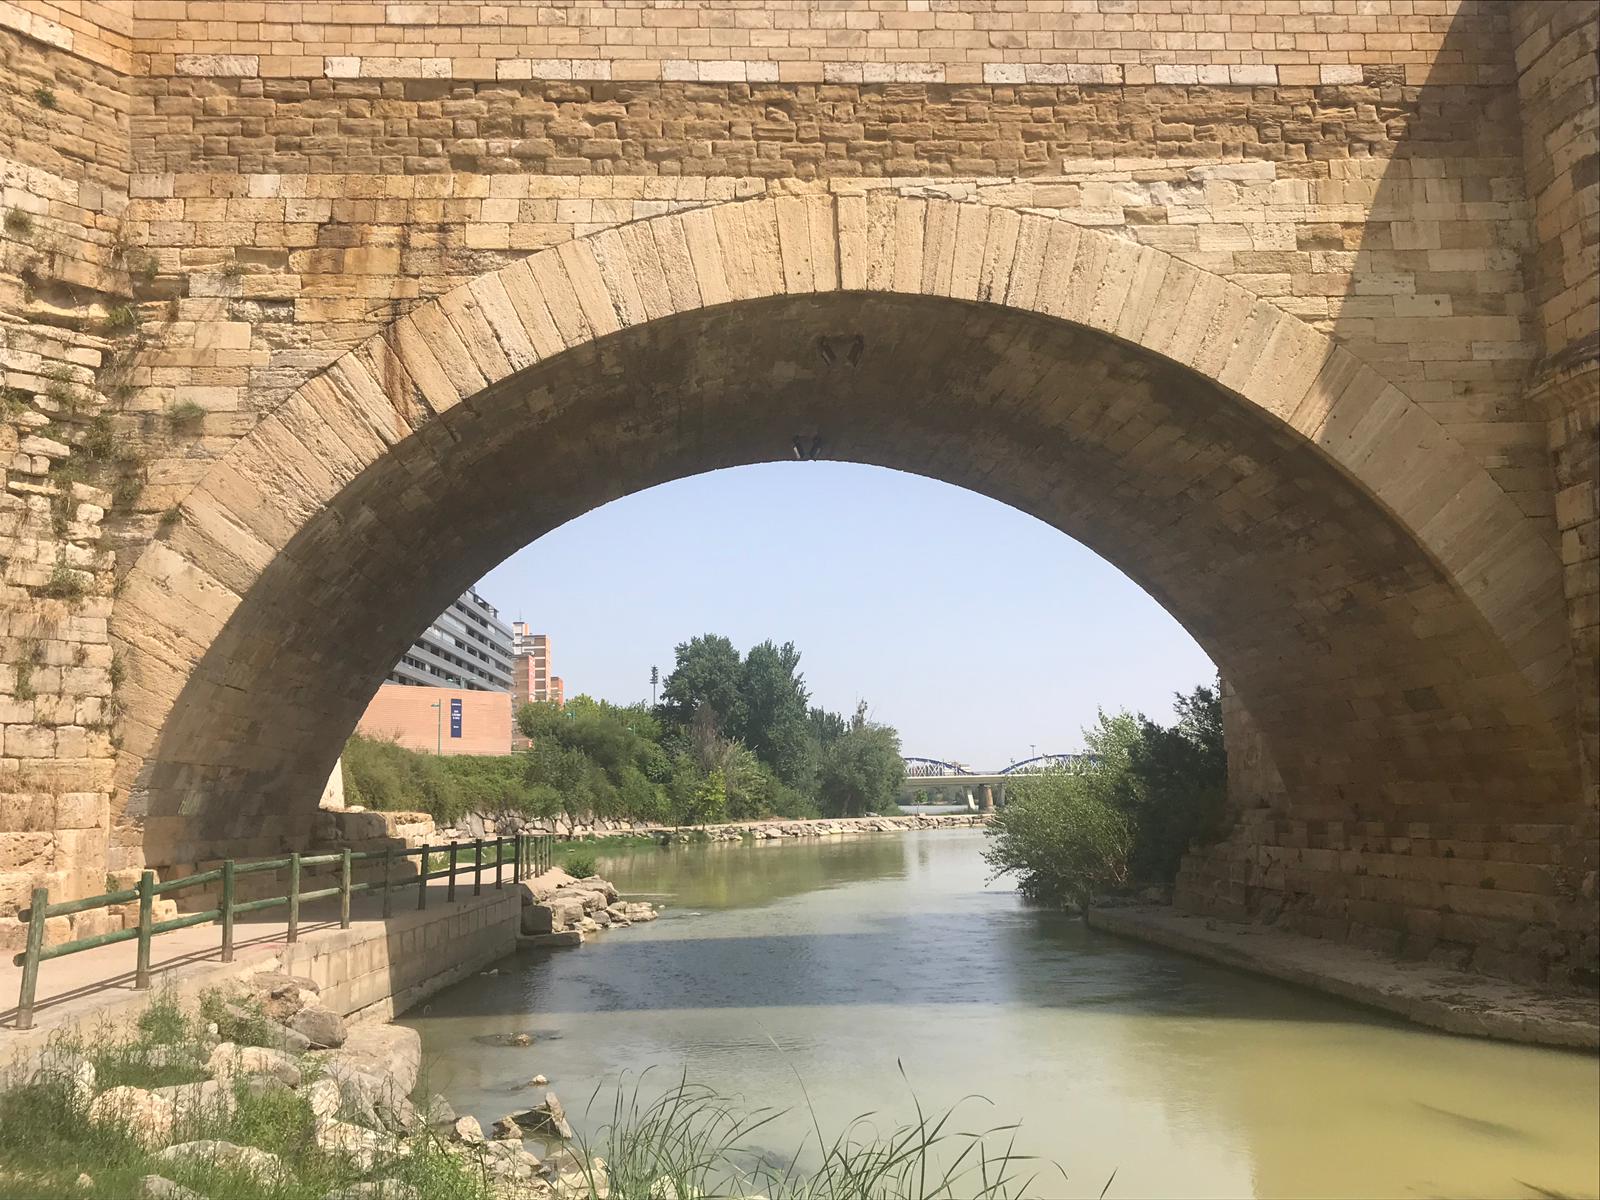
(563, 851, 598, 878)
(982, 770, 1131, 911)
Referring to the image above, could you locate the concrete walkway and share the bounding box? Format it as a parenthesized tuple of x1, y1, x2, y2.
(1087, 905, 1600, 1050)
(0, 874, 517, 1054)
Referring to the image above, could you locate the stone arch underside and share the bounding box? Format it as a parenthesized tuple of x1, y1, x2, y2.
(108, 196, 1580, 893)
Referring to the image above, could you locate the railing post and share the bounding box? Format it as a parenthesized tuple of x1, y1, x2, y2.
(287, 852, 301, 944)
(513, 834, 523, 883)
(382, 847, 394, 920)
(220, 860, 235, 963)
(418, 845, 429, 910)
(135, 870, 154, 988)
(340, 848, 352, 930)
(15, 887, 49, 1031)
(474, 837, 483, 897)
(496, 836, 504, 890)
(447, 842, 458, 904)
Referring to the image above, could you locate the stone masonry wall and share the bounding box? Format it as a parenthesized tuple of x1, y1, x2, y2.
(1510, 3, 1599, 833)
(124, 0, 1523, 84)
(0, 12, 134, 949)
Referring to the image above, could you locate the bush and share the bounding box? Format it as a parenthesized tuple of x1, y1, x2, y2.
(982, 770, 1130, 911)
(341, 733, 466, 823)
(563, 851, 598, 878)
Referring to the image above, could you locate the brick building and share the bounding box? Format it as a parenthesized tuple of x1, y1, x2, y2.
(355, 682, 511, 757)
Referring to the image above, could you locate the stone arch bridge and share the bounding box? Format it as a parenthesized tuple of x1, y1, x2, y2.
(0, 1, 1593, 991)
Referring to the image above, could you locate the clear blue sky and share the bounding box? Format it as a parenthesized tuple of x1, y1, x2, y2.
(474, 463, 1215, 769)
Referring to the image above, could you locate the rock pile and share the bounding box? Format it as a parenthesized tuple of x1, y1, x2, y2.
(519, 871, 659, 945)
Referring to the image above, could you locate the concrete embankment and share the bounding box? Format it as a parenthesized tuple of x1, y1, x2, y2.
(1088, 905, 1600, 1050)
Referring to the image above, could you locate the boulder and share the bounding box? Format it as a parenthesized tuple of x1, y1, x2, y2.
(152, 1080, 236, 1127)
(477, 1138, 543, 1180)
(207, 1042, 301, 1088)
(318, 1061, 383, 1127)
(376, 1094, 421, 1135)
(492, 1114, 524, 1139)
(514, 1091, 574, 1140)
(307, 1077, 341, 1121)
(313, 1117, 401, 1171)
(289, 1004, 348, 1049)
(334, 1023, 420, 1099)
(154, 1141, 285, 1182)
(521, 904, 556, 935)
(453, 1115, 486, 1144)
(559, 888, 610, 914)
(241, 1075, 294, 1101)
(422, 1094, 458, 1131)
(32, 1047, 96, 1105)
(323, 1183, 421, 1200)
(258, 1019, 313, 1054)
(88, 1086, 175, 1149)
(134, 1176, 205, 1200)
(250, 971, 320, 998)
(546, 895, 587, 929)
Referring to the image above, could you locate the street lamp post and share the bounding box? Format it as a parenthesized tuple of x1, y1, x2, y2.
(430, 700, 442, 755)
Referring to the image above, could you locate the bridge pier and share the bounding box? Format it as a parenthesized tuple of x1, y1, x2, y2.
(980, 785, 994, 811)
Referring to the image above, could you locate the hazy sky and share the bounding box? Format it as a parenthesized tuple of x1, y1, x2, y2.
(474, 462, 1215, 769)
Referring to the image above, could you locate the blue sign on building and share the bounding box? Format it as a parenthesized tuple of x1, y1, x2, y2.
(449, 697, 463, 739)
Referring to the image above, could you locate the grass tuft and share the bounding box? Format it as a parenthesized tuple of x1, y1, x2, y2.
(165, 399, 206, 432)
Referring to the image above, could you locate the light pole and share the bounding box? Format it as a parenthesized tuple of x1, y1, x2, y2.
(430, 700, 442, 755)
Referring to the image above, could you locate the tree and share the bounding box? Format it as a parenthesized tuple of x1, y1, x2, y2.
(1122, 683, 1226, 884)
(982, 770, 1130, 910)
(815, 703, 905, 816)
(737, 640, 813, 788)
(660, 634, 745, 733)
(807, 706, 847, 746)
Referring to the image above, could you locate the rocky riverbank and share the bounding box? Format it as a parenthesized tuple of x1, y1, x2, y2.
(0, 869, 665, 1200)
(426, 809, 991, 845)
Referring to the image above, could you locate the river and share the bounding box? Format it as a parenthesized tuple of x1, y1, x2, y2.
(402, 829, 1600, 1199)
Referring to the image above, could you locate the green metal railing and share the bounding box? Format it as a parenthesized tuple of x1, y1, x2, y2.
(11, 832, 555, 1031)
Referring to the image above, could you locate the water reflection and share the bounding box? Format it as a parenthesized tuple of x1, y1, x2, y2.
(404, 831, 1600, 1200)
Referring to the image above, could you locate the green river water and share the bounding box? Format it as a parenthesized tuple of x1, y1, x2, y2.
(402, 829, 1600, 1199)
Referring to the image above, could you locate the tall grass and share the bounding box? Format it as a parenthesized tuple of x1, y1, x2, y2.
(568, 1069, 1062, 1200)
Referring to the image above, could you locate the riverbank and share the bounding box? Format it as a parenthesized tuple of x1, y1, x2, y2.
(0, 868, 659, 1199)
(433, 811, 992, 846)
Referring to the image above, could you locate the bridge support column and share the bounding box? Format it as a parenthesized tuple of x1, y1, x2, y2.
(980, 785, 994, 811)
